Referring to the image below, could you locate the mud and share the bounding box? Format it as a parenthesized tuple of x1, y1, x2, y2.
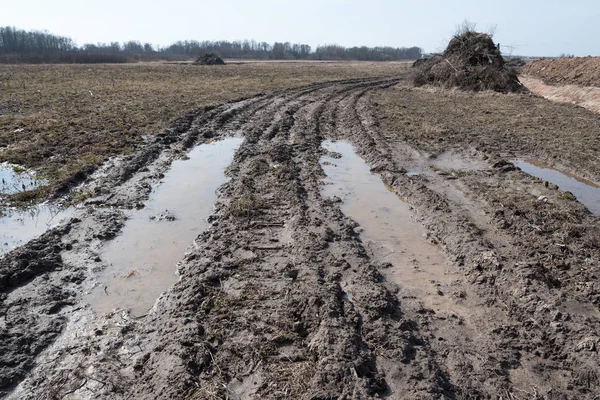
(1, 74, 600, 399)
(321, 140, 455, 315)
(87, 137, 242, 317)
(514, 159, 600, 215)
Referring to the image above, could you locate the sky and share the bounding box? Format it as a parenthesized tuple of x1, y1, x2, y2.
(2, 0, 599, 57)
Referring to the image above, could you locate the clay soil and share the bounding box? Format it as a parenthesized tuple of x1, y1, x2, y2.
(523, 57, 600, 87)
(1, 67, 600, 399)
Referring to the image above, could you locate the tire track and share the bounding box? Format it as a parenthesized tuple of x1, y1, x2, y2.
(8, 75, 598, 399)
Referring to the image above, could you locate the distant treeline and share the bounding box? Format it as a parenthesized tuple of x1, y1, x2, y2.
(0, 26, 422, 63)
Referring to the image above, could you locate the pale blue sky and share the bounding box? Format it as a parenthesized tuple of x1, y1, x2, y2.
(2, 0, 598, 56)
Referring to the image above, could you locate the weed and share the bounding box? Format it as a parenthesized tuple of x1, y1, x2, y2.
(121, 270, 139, 279)
(65, 190, 93, 207)
(8, 186, 49, 205)
(558, 192, 577, 201)
(230, 194, 261, 218)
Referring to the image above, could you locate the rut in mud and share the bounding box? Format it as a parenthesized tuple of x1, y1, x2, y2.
(2, 76, 600, 399)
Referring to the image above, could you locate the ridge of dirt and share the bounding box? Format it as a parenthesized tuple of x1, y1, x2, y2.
(523, 57, 600, 87)
(520, 75, 600, 114)
(2, 74, 600, 399)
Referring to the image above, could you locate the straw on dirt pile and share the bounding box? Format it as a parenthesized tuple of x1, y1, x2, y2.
(412, 31, 524, 93)
(194, 53, 225, 65)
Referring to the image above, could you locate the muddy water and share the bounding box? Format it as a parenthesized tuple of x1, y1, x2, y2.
(514, 159, 600, 215)
(0, 204, 73, 256)
(321, 140, 460, 314)
(87, 138, 243, 317)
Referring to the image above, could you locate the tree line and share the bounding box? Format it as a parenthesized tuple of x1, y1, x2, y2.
(0, 26, 422, 63)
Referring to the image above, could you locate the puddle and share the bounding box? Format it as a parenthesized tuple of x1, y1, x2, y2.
(0, 204, 74, 256)
(321, 140, 461, 314)
(514, 159, 600, 215)
(0, 163, 45, 194)
(87, 137, 243, 317)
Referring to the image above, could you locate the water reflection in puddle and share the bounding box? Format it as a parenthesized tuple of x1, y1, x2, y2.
(87, 137, 243, 317)
(0, 204, 74, 256)
(0, 163, 45, 194)
(321, 140, 460, 314)
(514, 160, 600, 215)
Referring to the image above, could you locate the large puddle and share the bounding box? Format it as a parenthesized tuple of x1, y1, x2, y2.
(514, 159, 600, 215)
(0, 204, 74, 256)
(321, 140, 460, 314)
(87, 137, 243, 317)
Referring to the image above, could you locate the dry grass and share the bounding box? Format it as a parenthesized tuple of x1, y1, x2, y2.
(229, 194, 262, 218)
(0, 61, 407, 201)
(373, 85, 600, 183)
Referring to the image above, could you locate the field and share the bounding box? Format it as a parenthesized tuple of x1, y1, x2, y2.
(0, 62, 408, 202)
(1, 60, 600, 399)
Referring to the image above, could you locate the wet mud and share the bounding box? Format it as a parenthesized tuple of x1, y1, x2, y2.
(2, 75, 600, 399)
(321, 140, 454, 314)
(87, 137, 242, 317)
(514, 159, 600, 215)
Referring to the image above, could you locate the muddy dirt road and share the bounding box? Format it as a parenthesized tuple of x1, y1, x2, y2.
(2, 76, 600, 399)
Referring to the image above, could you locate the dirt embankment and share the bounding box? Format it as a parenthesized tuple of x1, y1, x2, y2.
(1, 73, 600, 399)
(519, 75, 600, 114)
(520, 58, 600, 114)
(523, 57, 600, 87)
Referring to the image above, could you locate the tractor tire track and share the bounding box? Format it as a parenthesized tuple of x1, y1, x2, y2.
(4, 76, 600, 399)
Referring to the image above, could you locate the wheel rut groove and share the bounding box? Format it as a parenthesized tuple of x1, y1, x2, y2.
(3, 77, 600, 399)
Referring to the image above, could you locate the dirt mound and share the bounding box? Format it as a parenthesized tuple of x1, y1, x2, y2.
(194, 53, 225, 65)
(522, 57, 600, 87)
(412, 31, 524, 93)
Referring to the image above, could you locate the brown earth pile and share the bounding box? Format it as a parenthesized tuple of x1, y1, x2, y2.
(522, 57, 600, 87)
(412, 31, 524, 93)
(194, 53, 225, 65)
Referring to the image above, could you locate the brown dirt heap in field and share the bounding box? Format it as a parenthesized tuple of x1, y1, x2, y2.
(194, 52, 225, 65)
(522, 57, 600, 87)
(412, 31, 524, 93)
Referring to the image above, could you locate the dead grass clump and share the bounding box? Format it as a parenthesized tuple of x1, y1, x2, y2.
(194, 53, 225, 65)
(412, 30, 524, 93)
(230, 194, 261, 218)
